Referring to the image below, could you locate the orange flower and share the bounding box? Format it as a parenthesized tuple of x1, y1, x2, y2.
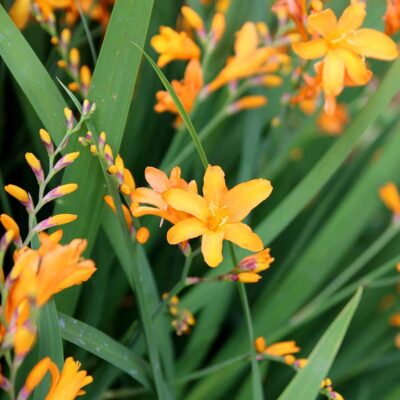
(293, 1, 398, 113)
(163, 165, 272, 267)
(133, 166, 197, 225)
(379, 182, 400, 216)
(155, 59, 203, 125)
(66, 0, 114, 27)
(255, 336, 301, 357)
(9, 0, 114, 30)
(265, 341, 301, 356)
(46, 357, 93, 399)
(19, 357, 93, 400)
(7, 233, 96, 319)
(290, 73, 322, 115)
(384, 0, 400, 36)
(206, 22, 281, 92)
(272, 0, 309, 39)
(317, 103, 349, 135)
(151, 26, 201, 67)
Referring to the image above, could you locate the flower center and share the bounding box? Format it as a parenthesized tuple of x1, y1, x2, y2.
(207, 202, 228, 231)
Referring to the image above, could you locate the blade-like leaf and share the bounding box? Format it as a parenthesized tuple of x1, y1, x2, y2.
(0, 5, 66, 140)
(277, 288, 363, 400)
(56, 0, 155, 315)
(58, 312, 152, 389)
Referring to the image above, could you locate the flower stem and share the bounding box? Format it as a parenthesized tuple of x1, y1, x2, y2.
(229, 243, 263, 399)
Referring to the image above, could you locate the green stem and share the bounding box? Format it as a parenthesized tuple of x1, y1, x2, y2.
(152, 248, 200, 318)
(229, 243, 263, 399)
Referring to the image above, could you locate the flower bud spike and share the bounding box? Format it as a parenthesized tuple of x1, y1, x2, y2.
(25, 153, 44, 183)
(64, 108, 74, 130)
(98, 131, 106, 149)
(42, 184, 78, 204)
(228, 96, 268, 114)
(53, 152, 80, 172)
(69, 48, 80, 76)
(4, 185, 33, 211)
(0, 230, 15, 252)
(115, 155, 124, 183)
(82, 99, 91, 116)
(0, 214, 22, 246)
(211, 13, 226, 46)
(104, 144, 114, 165)
(39, 129, 54, 154)
(80, 66, 91, 96)
(34, 214, 77, 232)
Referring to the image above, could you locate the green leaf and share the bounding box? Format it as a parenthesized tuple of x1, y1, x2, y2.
(0, 5, 66, 140)
(56, 0, 156, 315)
(33, 302, 65, 400)
(133, 43, 209, 169)
(277, 288, 363, 400)
(58, 312, 152, 389)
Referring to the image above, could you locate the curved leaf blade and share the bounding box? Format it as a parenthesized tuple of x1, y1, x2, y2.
(277, 288, 363, 400)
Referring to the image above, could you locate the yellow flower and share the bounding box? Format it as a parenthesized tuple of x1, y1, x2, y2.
(9, 233, 96, 310)
(46, 357, 93, 399)
(155, 59, 203, 125)
(206, 22, 277, 92)
(317, 103, 349, 135)
(264, 340, 301, 357)
(255, 336, 301, 357)
(293, 1, 398, 112)
(379, 182, 400, 216)
(163, 165, 272, 267)
(151, 26, 201, 67)
(20, 357, 93, 400)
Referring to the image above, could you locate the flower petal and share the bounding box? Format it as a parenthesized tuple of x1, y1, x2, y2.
(337, 1, 366, 33)
(201, 230, 224, 267)
(203, 165, 228, 207)
(350, 29, 399, 60)
(292, 39, 328, 60)
(163, 188, 209, 221)
(167, 218, 207, 244)
(133, 187, 165, 209)
(132, 206, 176, 224)
(145, 167, 170, 192)
(225, 179, 272, 222)
(322, 51, 345, 96)
(234, 22, 258, 56)
(336, 48, 371, 85)
(308, 9, 337, 38)
(224, 222, 263, 252)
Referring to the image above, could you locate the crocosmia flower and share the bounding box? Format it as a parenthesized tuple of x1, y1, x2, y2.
(293, 0, 398, 113)
(163, 165, 272, 267)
